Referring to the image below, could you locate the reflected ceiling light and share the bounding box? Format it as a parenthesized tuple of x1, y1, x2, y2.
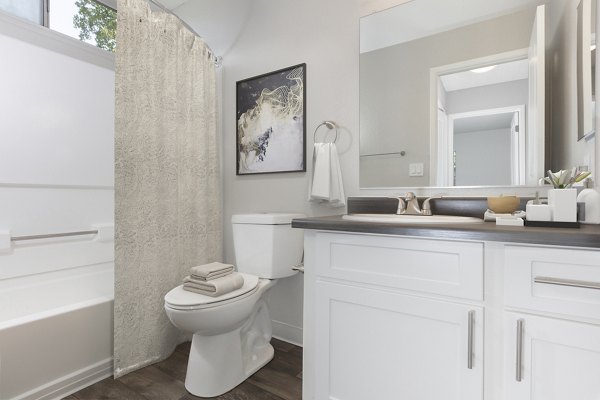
(470, 65, 497, 73)
(591, 44, 597, 51)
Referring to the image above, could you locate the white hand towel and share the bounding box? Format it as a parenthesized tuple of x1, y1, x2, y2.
(309, 143, 345, 207)
(183, 273, 244, 297)
(190, 262, 234, 280)
(329, 144, 345, 206)
(310, 143, 331, 199)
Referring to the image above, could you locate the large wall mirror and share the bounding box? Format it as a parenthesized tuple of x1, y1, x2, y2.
(360, 0, 597, 188)
(577, 0, 596, 140)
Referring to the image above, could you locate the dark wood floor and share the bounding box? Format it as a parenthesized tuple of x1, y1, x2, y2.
(64, 339, 302, 400)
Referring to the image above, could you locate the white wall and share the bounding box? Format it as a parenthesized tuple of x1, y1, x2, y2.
(454, 128, 512, 186)
(221, 0, 360, 345)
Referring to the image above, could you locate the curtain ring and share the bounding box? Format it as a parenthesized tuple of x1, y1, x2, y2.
(313, 121, 338, 143)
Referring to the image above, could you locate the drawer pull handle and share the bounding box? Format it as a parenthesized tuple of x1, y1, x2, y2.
(534, 276, 600, 290)
(516, 319, 524, 382)
(467, 310, 475, 370)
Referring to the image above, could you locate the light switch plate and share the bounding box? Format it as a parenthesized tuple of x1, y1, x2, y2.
(409, 163, 424, 177)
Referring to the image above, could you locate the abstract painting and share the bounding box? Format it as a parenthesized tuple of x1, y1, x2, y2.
(236, 64, 306, 175)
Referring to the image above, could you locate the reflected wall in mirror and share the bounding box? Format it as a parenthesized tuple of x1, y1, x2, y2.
(577, 0, 596, 140)
(360, 0, 597, 188)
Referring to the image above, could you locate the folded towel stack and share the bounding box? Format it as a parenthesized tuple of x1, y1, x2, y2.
(182, 262, 244, 297)
(191, 262, 235, 281)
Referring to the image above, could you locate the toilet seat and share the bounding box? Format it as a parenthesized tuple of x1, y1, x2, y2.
(164, 273, 260, 311)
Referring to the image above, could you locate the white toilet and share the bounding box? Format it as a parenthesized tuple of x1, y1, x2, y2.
(164, 213, 304, 397)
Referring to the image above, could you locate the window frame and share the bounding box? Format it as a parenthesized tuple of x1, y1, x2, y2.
(0, 6, 114, 70)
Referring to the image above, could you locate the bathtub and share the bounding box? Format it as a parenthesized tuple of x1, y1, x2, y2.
(0, 263, 114, 400)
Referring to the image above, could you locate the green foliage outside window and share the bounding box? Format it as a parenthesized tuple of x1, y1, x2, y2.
(73, 0, 116, 52)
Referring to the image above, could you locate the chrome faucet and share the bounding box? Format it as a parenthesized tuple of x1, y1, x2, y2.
(403, 192, 421, 215)
(394, 193, 442, 216)
(394, 192, 421, 215)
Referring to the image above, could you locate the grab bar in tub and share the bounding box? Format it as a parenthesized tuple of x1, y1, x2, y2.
(0, 224, 114, 252)
(11, 230, 99, 242)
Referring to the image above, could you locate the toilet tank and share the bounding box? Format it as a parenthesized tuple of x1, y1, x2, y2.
(232, 213, 305, 279)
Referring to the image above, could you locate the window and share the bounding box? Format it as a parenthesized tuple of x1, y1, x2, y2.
(0, 0, 45, 25)
(0, 0, 116, 52)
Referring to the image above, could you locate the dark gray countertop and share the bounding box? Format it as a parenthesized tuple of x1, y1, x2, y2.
(291, 215, 600, 249)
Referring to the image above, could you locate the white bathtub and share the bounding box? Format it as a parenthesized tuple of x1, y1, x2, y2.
(0, 263, 114, 400)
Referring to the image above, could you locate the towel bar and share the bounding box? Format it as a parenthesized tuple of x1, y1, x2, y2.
(313, 121, 339, 143)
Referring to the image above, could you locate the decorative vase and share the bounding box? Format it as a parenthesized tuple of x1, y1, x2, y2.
(547, 188, 578, 222)
(577, 178, 600, 224)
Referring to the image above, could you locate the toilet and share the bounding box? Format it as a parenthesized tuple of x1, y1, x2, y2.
(164, 213, 305, 397)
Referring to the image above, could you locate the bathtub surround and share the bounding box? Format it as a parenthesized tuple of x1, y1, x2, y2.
(114, 0, 221, 378)
(0, 8, 114, 399)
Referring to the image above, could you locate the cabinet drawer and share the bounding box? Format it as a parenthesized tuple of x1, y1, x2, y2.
(314, 232, 484, 300)
(505, 245, 600, 320)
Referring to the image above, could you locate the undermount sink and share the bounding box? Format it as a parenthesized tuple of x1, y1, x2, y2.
(342, 214, 484, 225)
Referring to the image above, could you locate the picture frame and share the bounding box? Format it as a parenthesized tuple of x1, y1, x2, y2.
(236, 63, 306, 175)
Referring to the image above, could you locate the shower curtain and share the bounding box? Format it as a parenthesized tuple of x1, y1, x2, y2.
(114, 0, 221, 378)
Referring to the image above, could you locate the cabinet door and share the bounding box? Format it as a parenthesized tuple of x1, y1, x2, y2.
(504, 312, 600, 400)
(315, 281, 483, 400)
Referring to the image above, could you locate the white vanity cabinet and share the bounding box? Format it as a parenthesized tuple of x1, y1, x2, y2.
(302, 230, 600, 400)
(303, 231, 485, 400)
(503, 312, 600, 400)
(503, 246, 600, 400)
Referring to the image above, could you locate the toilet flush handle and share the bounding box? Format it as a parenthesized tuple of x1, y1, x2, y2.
(292, 251, 305, 273)
(292, 264, 305, 273)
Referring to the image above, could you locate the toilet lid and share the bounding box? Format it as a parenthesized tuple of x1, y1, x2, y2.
(164, 273, 259, 309)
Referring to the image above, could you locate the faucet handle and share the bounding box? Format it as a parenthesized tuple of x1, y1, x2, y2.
(388, 196, 407, 214)
(422, 195, 444, 216)
(396, 197, 406, 214)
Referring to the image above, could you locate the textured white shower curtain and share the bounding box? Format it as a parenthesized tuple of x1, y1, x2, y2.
(114, 0, 221, 378)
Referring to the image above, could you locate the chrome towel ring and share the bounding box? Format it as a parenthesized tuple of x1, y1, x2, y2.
(313, 121, 339, 143)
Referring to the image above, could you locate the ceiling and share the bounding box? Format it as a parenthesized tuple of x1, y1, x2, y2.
(360, 0, 545, 53)
(440, 58, 529, 92)
(158, 0, 409, 56)
(454, 112, 515, 134)
(158, 0, 255, 56)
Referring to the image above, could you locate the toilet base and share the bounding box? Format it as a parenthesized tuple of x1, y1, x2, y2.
(184, 297, 275, 397)
(184, 329, 274, 397)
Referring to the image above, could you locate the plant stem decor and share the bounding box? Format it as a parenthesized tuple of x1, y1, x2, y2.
(544, 168, 591, 189)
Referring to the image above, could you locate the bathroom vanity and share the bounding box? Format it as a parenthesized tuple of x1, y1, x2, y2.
(293, 207, 600, 400)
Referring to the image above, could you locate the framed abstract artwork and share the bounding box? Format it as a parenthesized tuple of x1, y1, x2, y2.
(236, 63, 306, 175)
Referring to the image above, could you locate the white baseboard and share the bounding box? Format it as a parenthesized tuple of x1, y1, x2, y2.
(11, 358, 113, 400)
(272, 320, 303, 347)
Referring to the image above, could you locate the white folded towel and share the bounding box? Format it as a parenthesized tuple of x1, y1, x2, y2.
(308, 143, 346, 207)
(190, 262, 234, 281)
(183, 273, 244, 297)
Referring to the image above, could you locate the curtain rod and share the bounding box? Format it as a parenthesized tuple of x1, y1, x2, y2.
(144, 0, 221, 65)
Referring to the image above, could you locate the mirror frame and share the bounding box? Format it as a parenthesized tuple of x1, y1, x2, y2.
(357, 0, 600, 194)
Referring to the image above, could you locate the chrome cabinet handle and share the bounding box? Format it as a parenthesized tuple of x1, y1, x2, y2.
(534, 276, 600, 290)
(467, 310, 475, 369)
(516, 319, 524, 382)
(292, 264, 304, 273)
